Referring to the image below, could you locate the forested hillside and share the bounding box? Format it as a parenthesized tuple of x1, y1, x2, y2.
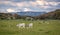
(36, 9, 60, 20)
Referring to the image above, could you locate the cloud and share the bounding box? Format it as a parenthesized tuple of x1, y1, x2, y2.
(0, 1, 30, 7)
(29, 0, 60, 9)
(36, 0, 60, 6)
(0, 0, 60, 7)
(48, 2, 60, 6)
(6, 8, 33, 12)
(0, 1, 16, 7)
(16, 2, 30, 7)
(36, 0, 45, 5)
(0, 0, 60, 13)
(7, 8, 16, 12)
(23, 8, 32, 12)
(35, 0, 60, 9)
(0, 0, 35, 2)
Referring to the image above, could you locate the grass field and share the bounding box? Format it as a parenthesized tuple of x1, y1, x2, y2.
(0, 19, 60, 35)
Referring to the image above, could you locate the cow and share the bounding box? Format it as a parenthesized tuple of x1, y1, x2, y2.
(28, 23, 33, 28)
(16, 23, 33, 29)
(16, 23, 25, 28)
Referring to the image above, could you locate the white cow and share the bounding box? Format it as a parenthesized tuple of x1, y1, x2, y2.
(16, 23, 25, 28)
(28, 23, 33, 28)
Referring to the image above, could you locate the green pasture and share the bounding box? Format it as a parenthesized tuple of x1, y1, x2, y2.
(0, 19, 60, 35)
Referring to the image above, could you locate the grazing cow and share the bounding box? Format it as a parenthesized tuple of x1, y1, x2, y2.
(16, 23, 25, 28)
(28, 23, 33, 28)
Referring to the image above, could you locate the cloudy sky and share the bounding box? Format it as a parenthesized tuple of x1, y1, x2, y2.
(0, 0, 60, 13)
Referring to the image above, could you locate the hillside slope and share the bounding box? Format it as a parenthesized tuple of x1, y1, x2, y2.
(37, 9, 60, 19)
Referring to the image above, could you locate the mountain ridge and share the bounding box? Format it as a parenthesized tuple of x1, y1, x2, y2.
(16, 12, 46, 16)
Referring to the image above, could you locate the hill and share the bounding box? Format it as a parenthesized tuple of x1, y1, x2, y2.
(36, 9, 60, 19)
(0, 9, 60, 20)
(0, 13, 20, 20)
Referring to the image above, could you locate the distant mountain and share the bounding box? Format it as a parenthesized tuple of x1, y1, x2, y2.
(17, 12, 46, 16)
